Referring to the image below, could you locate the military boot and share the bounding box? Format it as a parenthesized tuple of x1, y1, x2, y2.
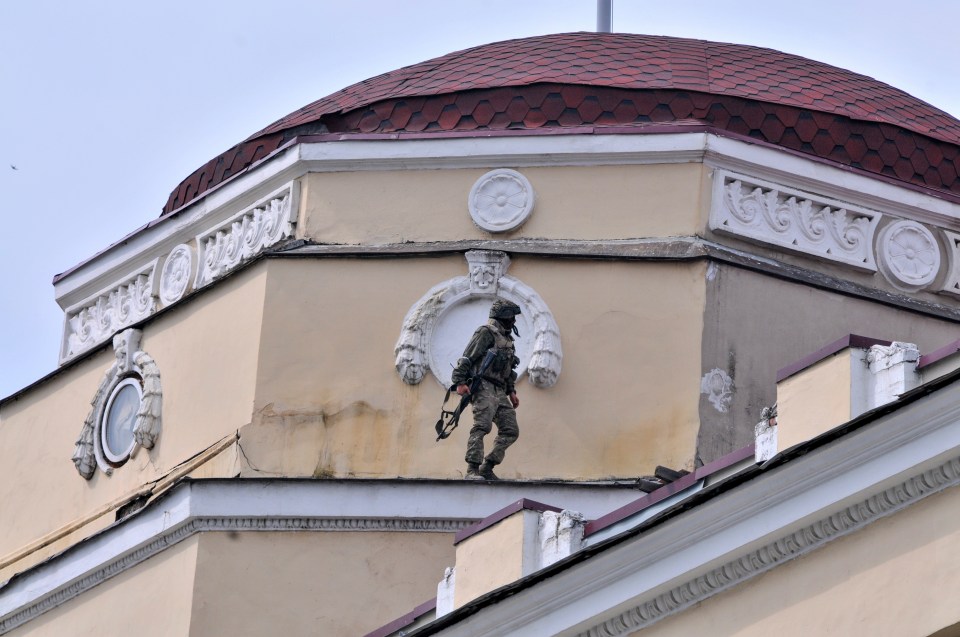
(465, 463, 483, 480)
(479, 461, 499, 481)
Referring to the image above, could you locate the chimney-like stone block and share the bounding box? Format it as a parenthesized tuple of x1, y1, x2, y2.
(436, 499, 585, 614)
(774, 336, 919, 454)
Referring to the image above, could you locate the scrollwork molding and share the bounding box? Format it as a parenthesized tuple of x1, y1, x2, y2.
(72, 329, 162, 479)
(194, 184, 298, 288)
(876, 220, 941, 291)
(709, 170, 881, 270)
(61, 262, 159, 363)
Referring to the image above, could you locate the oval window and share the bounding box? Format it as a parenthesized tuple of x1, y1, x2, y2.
(101, 378, 142, 464)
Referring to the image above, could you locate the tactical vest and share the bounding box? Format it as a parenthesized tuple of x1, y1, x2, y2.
(479, 321, 518, 386)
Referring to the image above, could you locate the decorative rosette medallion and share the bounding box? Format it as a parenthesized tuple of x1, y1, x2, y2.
(468, 169, 535, 233)
(877, 220, 941, 291)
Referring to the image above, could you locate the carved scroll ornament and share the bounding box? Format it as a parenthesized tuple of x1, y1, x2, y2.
(72, 329, 162, 479)
(710, 170, 880, 270)
(63, 265, 158, 362)
(195, 187, 296, 288)
(394, 250, 562, 388)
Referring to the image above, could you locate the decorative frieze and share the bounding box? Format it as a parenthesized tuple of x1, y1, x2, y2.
(195, 185, 297, 288)
(395, 250, 562, 389)
(710, 170, 880, 271)
(0, 515, 472, 634)
(61, 263, 158, 362)
(58, 182, 299, 364)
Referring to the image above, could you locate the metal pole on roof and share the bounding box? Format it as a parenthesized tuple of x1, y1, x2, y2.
(597, 0, 612, 32)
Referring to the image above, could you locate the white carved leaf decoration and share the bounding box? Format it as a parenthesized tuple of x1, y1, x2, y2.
(938, 230, 960, 297)
(195, 190, 295, 288)
(710, 171, 880, 270)
(700, 368, 734, 413)
(395, 277, 471, 385)
(72, 329, 162, 479)
(63, 268, 158, 362)
(395, 250, 562, 388)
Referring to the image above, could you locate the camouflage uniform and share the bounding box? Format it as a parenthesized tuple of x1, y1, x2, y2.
(451, 300, 521, 479)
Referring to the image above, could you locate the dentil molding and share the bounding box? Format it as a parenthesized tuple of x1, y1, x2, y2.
(0, 516, 472, 634)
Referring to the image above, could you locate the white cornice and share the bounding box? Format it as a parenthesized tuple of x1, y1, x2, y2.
(0, 480, 639, 634)
(52, 132, 960, 366)
(417, 379, 960, 636)
(704, 135, 960, 230)
(57, 132, 960, 303)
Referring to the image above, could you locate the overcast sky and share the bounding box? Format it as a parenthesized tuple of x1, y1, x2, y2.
(2, 0, 959, 397)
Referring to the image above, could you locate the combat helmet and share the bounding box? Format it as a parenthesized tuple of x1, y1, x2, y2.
(489, 299, 521, 319)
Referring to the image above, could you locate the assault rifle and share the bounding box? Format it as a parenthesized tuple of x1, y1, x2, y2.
(435, 349, 496, 441)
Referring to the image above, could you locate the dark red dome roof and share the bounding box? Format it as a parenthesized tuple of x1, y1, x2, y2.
(163, 33, 960, 214)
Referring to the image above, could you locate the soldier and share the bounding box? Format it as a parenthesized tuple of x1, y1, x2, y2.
(451, 299, 522, 480)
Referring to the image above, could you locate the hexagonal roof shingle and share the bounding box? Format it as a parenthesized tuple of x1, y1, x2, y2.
(250, 32, 960, 143)
(163, 32, 960, 214)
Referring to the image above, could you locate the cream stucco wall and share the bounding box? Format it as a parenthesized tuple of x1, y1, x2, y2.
(638, 481, 960, 637)
(697, 264, 960, 463)
(300, 164, 705, 245)
(7, 536, 199, 637)
(777, 352, 855, 450)
(453, 512, 531, 608)
(243, 257, 707, 480)
(0, 267, 266, 570)
(189, 531, 455, 637)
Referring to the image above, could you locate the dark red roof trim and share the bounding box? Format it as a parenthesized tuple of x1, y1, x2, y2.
(776, 334, 893, 383)
(583, 444, 755, 537)
(918, 338, 960, 369)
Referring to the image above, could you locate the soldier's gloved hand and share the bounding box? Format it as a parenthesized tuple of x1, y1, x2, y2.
(509, 392, 520, 409)
(456, 384, 471, 396)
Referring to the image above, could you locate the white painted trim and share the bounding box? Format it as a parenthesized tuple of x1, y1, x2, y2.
(52, 132, 960, 366)
(704, 135, 960, 229)
(418, 380, 960, 636)
(709, 169, 881, 271)
(193, 181, 298, 289)
(60, 259, 158, 363)
(56, 132, 960, 310)
(0, 480, 640, 634)
(57, 182, 299, 363)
